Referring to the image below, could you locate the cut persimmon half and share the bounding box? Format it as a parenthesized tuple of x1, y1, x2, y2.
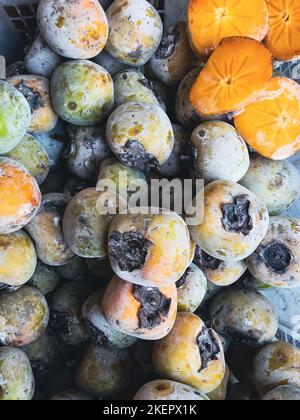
(190, 37, 273, 116)
(234, 77, 300, 160)
(188, 0, 269, 57)
(265, 0, 300, 61)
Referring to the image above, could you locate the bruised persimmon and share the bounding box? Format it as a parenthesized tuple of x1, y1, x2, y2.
(190, 37, 273, 116)
(0, 158, 41, 234)
(234, 77, 300, 160)
(265, 0, 300, 61)
(188, 0, 269, 57)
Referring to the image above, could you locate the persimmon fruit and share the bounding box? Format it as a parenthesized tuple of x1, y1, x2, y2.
(265, 0, 300, 61)
(188, 0, 269, 57)
(234, 77, 300, 160)
(190, 37, 273, 116)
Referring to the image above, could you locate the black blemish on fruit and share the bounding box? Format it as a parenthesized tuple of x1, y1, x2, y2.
(109, 231, 153, 273)
(15, 82, 45, 112)
(0, 283, 18, 292)
(120, 140, 159, 172)
(155, 27, 180, 59)
(224, 327, 261, 347)
(197, 326, 220, 370)
(50, 310, 72, 335)
(263, 242, 293, 274)
(134, 285, 171, 329)
(84, 320, 109, 346)
(128, 45, 144, 60)
(68, 102, 77, 111)
(176, 267, 192, 289)
(222, 195, 253, 236)
(194, 247, 221, 271)
(139, 78, 164, 108)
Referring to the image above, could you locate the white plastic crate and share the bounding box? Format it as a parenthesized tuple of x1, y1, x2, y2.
(0, 0, 300, 347)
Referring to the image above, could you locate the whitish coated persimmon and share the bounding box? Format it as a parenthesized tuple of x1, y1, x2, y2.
(234, 77, 300, 160)
(188, 0, 269, 57)
(190, 37, 273, 116)
(265, 0, 300, 61)
(37, 0, 108, 59)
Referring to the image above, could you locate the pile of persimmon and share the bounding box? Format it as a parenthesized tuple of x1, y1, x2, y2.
(188, 0, 300, 160)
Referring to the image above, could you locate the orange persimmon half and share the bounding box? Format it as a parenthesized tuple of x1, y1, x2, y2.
(265, 0, 300, 61)
(190, 37, 273, 116)
(234, 77, 300, 160)
(188, 0, 269, 57)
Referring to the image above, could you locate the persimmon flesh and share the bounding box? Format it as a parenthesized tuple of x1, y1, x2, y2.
(234, 77, 300, 160)
(190, 37, 273, 116)
(265, 0, 300, 61)
(188, 0, 269, 57)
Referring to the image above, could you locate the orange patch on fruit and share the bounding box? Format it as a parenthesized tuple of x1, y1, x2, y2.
(188, 0, 269, 57)
(265, 0, 300, 61)
(234, 77, 300, 160)
(190, 37, 272, 116)
(0, 159, 41, 230)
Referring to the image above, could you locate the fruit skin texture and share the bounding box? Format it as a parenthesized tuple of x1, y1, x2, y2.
(176, 263, 207, 312)
(22, 329, 59, 377)
(108, 211, 191, 287)
(265, 0, 300, 61)
(191, 121, 250, 183)
(37, 0, 108, 59)
(150, 21, 197, 86)
(190, 37, 273, 116)
(209, 289, 278, 347)
(207, 365, 230, 401)
(102, 276, 178, 340)
(253, 341, 300, 396)
(134, 380, 209, 401)
(75, 344, 132, 398)
(82, 289, 137, 349)
(5, 133, 50, 185)
(50, 280, 94, 346)
(106, 102, 174, 172)
(0, 230, 37, 290)
(113, 69, 166, 110)
(0, 286, 49, 347)
(105, 0, 163, 66)
(188, 0, 269, 58)
(29, 260, 60, 296)
(0, 347, 35, 401)
(159, 124, 189, 178)
(189, 180, 270, 262)
(240, 155, 300, 216)
(63, 188, 122, 259)
(97, 157, 146, 202)
(51, 60, 114, 126)
(234, 77, 300, 160)
(25, 193, 75, 267)
(67, 126, 112, 181)
(24, 34, 63, 78)
(263, 385, 300, 401)
(194, 247, 247, 287)
(0, 80, 31, 154)
(0, 158, 42, 235)
(247, 217, 300, 288)
(8, 75, 58, 134)
(153, 312, 225, 393)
